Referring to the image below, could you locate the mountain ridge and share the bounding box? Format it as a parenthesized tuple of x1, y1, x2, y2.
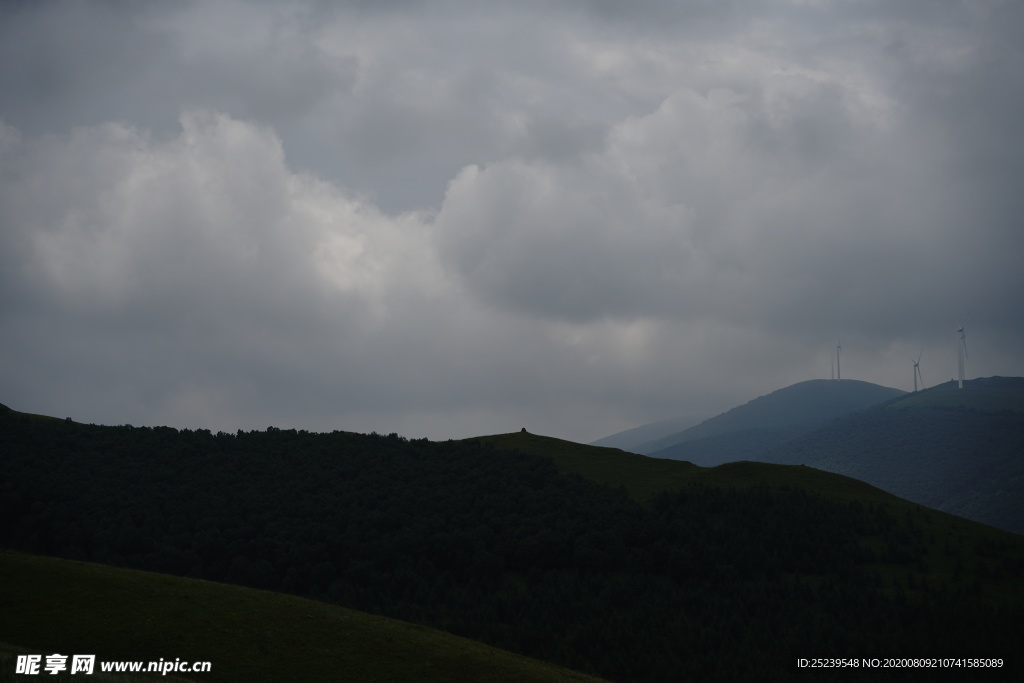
(644, 377, 1024, 536)
(587, 413, 706, 450)
(641, 379, 905, 452)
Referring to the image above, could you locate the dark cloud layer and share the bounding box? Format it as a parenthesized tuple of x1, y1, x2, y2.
(1, 0, 1022, 441)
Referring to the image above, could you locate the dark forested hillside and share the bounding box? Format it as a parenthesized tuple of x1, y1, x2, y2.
(2, 407, 1022, 682)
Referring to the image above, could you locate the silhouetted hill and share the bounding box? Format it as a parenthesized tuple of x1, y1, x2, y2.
(3, 405, 1023, 681)
(643, 377, 1024, 536)
(758, 377, 1024, 536)
(645, 379, 904, 460)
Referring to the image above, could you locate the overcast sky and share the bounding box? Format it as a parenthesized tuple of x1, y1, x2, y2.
(2, 0, 1022, 442)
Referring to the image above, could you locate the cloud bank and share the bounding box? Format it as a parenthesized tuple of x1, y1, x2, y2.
(1, 0, 1022, 440)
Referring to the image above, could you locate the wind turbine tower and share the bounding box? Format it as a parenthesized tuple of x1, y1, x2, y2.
(957, 325, 968, 389)
(913, 349, 924, 392)
(836, 340, 842, 381)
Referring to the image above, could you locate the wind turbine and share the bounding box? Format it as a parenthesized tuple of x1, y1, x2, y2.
(957, 323, 968, 389)
(912, 349, 924, 392)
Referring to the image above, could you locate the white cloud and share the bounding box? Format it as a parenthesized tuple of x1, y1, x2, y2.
(0, 112, 467, 428)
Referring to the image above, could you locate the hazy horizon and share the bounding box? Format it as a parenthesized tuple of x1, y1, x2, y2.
(2, 1, 1023, 442)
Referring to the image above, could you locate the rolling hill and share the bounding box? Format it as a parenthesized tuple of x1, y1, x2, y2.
(586, 413, 706, 451)
(0, 549, 606, 683)
(643, 379, 905, 461)
(637, 377, 1024, 536)
(3, 403, 1023, 681)
(888, 376, 1024, 413)
(759, 377, 1024, 535)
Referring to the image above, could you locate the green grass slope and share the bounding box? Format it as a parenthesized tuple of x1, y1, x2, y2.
(0, 403, 67, 425)
(0, 550, 606, 683)
(475, 431, 895, 505)
(889, 376, 1024, 413)
(472, 431, 702, 501)
(475, 431, 1024, 609)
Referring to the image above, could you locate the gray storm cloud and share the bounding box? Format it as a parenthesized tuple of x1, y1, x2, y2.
(1, 0, 1022, 441)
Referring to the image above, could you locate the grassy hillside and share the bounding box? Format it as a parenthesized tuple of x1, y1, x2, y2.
(473, 432, 703, 501)
(0, 402, 66, 425)
(889, 376, 1024, 413)
(5, 407, 1024, 681)
(0, 550, 605, 683)
(478, 431, 1024, 608)
(764, 400, 1024, 536)
(474, 431, 885, 504)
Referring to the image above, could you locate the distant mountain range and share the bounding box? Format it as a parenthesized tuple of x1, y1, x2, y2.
(587, 413, 707, 451)
(762, 378, 1024, 536)
(616, 377, 1024, 536)
(593, 379, 906, 455)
